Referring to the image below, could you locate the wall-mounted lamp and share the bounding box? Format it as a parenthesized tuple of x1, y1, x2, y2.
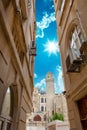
(29, 41, 36, 56)
(62, 91, 69, 97)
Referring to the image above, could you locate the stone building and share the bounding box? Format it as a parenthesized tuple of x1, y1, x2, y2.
(26, 88, 47, 127)
(26, 73, 69, 127)
(54, 0, 87, 130)
(46, 72, 68, 121)
(46, 72, 55, 117)
(33, 87, 40, 113)
(39, 92, 47, 113)
(0, 0, 36, 130)
(53, 94, 68, 122)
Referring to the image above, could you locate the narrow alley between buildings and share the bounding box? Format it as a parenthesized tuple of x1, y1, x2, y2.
(0, 0, 87, 130)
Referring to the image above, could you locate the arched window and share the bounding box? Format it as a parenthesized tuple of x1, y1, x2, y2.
(0, 87, 14, 130)
(34, 115, 41, 121)
(41, 98, 44, 103)
(41, 106, 44, 111)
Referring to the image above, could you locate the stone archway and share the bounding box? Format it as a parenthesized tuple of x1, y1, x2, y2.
(0, 85, 18, 130)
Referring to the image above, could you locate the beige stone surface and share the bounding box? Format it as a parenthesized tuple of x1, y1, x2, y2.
(47, 120, 70, 130)
(54, 0, 87, 129)
(0, 0, 36, 130)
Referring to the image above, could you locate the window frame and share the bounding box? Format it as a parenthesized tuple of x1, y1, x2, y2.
(66, 24, 85, 72)
(69, 26, 84, 60)
(0, 87, 14, 130)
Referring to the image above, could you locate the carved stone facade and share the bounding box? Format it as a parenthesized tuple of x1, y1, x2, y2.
(54, 0, 87, 130)
(0, 0, 36, 130)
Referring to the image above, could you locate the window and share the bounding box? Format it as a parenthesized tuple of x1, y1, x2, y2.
(45, 98, 46, 103)
(52, 110, 54, 115)
(0, 87, 14, 130)
(41, 106, 44, 111)
(66, 25, 85, 72)
(41, 98, 44, 103)
(69, 26, 84, 60)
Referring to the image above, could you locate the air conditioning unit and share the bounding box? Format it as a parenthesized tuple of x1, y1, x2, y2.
(29, 41, 36, 56)
(66, 54, 82, 73)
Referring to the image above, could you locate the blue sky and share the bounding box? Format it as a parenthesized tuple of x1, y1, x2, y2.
(34, 0, 64, 93)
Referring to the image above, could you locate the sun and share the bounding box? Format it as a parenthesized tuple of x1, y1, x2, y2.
(44, 40, 58, 56)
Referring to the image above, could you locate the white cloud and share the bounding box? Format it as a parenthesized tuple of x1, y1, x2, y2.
(54, 83, 58, 93)
(43, 39, 59, 56)
(50, 5, 54, 9)
(35, 79, 46, 91)
(34, 73, 37, 78)
(36, 12, 56, 38)
(56, 65, 64, 93)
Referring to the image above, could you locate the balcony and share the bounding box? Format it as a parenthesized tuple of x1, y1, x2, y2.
(66, 55, 82, 73)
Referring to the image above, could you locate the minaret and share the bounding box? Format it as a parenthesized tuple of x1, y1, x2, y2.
(46, 72, 55, 94)
(46, 72, 55, 118)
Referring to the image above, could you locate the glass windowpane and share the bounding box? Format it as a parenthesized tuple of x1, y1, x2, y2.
(79, 32, 84, 43)
(1, 87, 11, 116)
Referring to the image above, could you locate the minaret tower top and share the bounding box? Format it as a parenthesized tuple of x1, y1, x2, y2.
(46, 72, 55, 94)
